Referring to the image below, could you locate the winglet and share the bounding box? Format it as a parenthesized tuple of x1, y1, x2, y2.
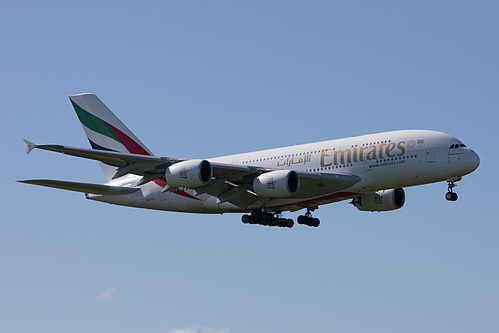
(23, 139, 37, 155)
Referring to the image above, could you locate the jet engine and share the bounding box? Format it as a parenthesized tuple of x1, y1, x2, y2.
(253, 170, 300, 197)
(165, 159, 212, 188)
(351, 188, 405, 212)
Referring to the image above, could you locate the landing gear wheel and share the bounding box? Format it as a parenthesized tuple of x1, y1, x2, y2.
(296, 207, 320, 227)
(241, 209, 294, 228)
(297, 213, 320, 227)
(445, 192, 458, 201)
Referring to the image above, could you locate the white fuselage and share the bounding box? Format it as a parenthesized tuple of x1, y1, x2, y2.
(88, 130, 480, 213)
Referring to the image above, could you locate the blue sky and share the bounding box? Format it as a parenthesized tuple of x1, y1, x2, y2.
(1, 1, 498, 332)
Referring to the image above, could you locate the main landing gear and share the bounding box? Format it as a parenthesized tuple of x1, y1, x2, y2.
(241, 207, 321, 228)
(297, 207, 320, 227)
(445, 176, 462, 202)
(241, 210, 294, 228)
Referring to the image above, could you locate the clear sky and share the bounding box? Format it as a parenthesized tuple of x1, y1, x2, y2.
(1, 1, 498, 333)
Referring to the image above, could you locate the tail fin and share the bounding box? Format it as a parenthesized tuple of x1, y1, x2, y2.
(69, 93, 153, 181)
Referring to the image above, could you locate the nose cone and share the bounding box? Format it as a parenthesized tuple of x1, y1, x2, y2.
(463, 149, 480, 174)
(469, 149, 480, 171)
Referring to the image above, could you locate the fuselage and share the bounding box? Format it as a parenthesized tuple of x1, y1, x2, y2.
(88, 130, 480, 213)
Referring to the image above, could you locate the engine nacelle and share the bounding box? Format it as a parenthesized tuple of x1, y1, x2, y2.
(165, 159, 212, 188)
(253, 170, 300, 197)
(351, 188, 405, 212)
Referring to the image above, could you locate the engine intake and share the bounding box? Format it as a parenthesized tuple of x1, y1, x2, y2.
(165, 159, 212, 188)
(351, 188, 405, 212)
(253, 170, 300, 197)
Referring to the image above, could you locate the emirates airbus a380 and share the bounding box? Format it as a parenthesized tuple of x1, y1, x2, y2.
(19, 94, 480, 228)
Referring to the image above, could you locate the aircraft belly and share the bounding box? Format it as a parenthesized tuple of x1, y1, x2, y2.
(202, 196, 244, 213)
(265, 192, 360, 212)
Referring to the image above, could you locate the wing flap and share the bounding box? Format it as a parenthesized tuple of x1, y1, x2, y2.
(18, 179, 140, 195)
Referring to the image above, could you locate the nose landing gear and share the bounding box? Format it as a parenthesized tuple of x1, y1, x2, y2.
(445, 191, 458, 201)
(445, 176, 461, 202)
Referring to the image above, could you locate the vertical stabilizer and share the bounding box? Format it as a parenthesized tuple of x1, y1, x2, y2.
(69, 93, 153, 181)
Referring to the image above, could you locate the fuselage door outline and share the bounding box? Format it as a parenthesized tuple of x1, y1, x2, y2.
(426, 147, 436, 163)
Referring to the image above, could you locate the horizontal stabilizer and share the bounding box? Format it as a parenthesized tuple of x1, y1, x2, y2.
(18, 179, 140, 195)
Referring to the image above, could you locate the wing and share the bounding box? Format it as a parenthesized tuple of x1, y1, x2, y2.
(197, 166, 361, 209)
(23, 139, 361, 210)
(18, 179, 140, 195)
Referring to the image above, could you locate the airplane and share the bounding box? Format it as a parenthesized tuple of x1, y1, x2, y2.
(19, 94, 480, 228)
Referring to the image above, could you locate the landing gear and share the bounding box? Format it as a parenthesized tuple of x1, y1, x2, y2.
(241, 206, 321, 228)
(241, 210, 294, 228)
(297, 207, 320, 227)
(241, 214, 251, 224)
(446, 176, 461, 202)
(297, 215, 320, 227)
(445, 191, 458, 201)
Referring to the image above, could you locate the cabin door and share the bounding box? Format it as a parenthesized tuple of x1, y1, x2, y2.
(426, 147, 435, 163)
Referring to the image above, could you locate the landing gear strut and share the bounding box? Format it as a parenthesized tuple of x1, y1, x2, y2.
(241, 209, 294, 228)
(445, 176, 461, 202)
(297, 207, 320, 227)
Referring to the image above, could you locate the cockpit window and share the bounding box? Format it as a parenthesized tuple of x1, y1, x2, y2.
(449, 143, 467, 149)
